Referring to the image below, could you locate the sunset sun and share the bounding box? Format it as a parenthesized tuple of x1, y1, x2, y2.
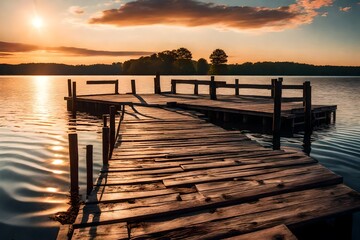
(31, 16, 43, 29)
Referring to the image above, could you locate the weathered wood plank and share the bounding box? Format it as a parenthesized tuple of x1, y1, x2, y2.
(223, 224, 298, 240)
(129, 185, 360, 239)
(73, 222, 128, 240)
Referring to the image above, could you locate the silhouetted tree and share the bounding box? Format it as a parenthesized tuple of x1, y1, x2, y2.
(175, 47, 192, 60)
(209, 49, 228, 74)
(210, 49, 228, 65)
(197, 58, 209, 75)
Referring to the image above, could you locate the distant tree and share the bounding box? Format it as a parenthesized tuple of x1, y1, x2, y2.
(197, 58, 209, 75)
(209, 49, 228, 65)
(175, 47, 192, 60)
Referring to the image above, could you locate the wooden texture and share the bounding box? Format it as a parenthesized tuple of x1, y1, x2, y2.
(65, 105, 356, 240)
(223, 224, 298, 240)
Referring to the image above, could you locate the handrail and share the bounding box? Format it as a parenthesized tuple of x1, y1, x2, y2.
(86, 80, 119, 94)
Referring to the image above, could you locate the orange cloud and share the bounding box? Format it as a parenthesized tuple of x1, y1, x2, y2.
(69, 6, 85, 15)
(89, 0, 334, 31)
(339, 7, 351, 12)
(0, 41, 153, 56)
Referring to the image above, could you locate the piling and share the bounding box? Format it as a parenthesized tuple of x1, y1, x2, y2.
(131, 80, 136, 94)
(68, 133, 79, 197)
(235, 79, 239, 96)
(115, 80, 119, 94)
(86, 145, 93, 196)
(194, 82, 199, 95)
(72, 82, 77, 118)
(171, 81, 177, 94)
(304, 81, 312, 133)
(154, 73, 161, 94)
(102, 114, 110, 165)
(272, 79, 282, 150)
(271, 79, 277, 98)
(109, 106, 116, 156)
(210, 76, 217, 100)
(67, 79, 72, 110)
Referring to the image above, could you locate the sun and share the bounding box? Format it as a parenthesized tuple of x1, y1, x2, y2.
(32, 16, 44, 29)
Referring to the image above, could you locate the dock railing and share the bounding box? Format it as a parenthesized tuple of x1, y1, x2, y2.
(86, 80, 119, 94)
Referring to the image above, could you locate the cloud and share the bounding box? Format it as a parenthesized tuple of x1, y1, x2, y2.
(339, 6, 351, 12)
(321, 12, 329, 17)
(69, 6, 85, 15)
(0, 41, 153, 57)
(88, 0, 334, 31)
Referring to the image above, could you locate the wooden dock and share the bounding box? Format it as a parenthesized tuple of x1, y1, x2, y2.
(58, 105, 360, 240)
(57, 78, 360, 239)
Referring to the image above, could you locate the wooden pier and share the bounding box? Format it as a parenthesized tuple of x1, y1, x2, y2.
(58, 77, 360, 240)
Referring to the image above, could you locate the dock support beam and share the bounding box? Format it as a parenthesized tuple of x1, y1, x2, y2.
(86, 145, 93, 196)
(102, 114, 110, 165)
(154, 73, 161, 94)
(72, 82, 77, 118)
(210, 76, 217, 100)
(68, 133, 79, 198)
(235, 79, 239, 96)
(272, 78, 282, 150)
(131, 80, 136, 94)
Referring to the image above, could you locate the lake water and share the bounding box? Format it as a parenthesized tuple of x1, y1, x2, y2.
(0, 75, 359, 239)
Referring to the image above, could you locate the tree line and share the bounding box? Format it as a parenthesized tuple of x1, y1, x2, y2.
(0, 48, 359, 75)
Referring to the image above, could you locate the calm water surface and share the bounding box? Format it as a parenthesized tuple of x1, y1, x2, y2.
(0, 76, 359, 239)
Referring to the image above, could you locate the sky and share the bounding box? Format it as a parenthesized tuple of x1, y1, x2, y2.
(0, 0, 359, 66)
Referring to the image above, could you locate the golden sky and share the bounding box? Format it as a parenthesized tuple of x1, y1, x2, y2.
(0, 0, 359, 66)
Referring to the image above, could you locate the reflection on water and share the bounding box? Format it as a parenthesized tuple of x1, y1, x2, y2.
(0, 76, 359, 239)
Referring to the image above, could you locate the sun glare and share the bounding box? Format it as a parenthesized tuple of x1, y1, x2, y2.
(32, 16, 43, 29)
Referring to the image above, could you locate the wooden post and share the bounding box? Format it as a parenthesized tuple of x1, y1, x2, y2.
(102, 126, 109, 165)
(115, 80, 119, 94)
(67, 79, 72, 111)
(271, 79, 277, 98)
(72, 82, 77, 118)
(154, 72, 161, 94)
(235, 79, 239, 96)
(171, 81, 177, 94)
(68, 79, 72, 97)
(109, 105, 116, 156)
(333, 111, 336, 123)
(68, 133, 79, 197)
(103, 114, 108, 127)
(272, 79, 282, 150)
(131, 79, 136, 94)
(304, 81, 312, 133)
(210, 76, 217, 100)
(86, 145, 93, 196)
(194, 81, 199, 95)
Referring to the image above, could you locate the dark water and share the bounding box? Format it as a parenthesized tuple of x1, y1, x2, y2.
(0, 76, 359, 239)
